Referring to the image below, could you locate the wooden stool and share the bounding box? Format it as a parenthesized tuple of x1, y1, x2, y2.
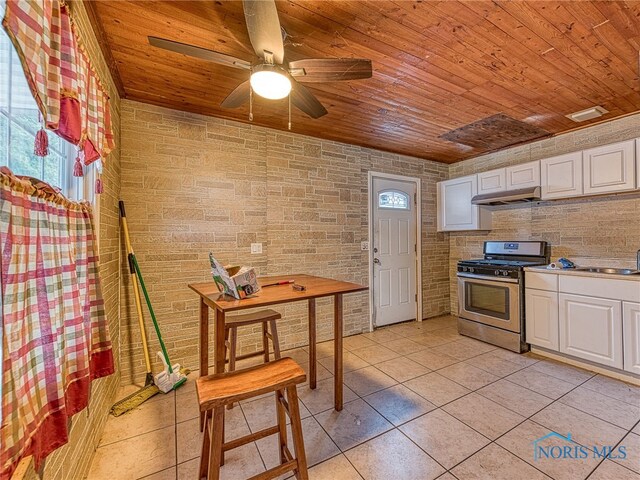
(196, 357, 309, 480)
(225, 309, 282, 373)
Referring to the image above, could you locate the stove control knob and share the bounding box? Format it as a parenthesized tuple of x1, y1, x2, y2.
(495, 270, 500, 276)
(462, 267, 468, 272)
(469, 268, 474, 273)
(502, 271, 509, 276)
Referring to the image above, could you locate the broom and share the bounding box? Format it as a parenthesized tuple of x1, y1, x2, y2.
(130, 253, 187, 393)
(110, 201, 160, 416)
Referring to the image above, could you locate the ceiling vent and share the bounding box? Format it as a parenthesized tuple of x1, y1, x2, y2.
(566, 106, 609, 122)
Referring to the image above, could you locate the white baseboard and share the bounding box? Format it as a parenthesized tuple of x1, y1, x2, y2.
(531, 347, 640, 387)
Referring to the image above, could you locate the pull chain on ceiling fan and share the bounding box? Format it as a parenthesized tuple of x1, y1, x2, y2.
(148, 0, 372, 125)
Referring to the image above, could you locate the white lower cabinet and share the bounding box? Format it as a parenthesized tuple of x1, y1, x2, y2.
(623, 302, 640, 375)
(559, 293, 623, 369)
(526, 289, 559, 350)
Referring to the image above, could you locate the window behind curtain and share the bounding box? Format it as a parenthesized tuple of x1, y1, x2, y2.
(0, 26, 98, 203)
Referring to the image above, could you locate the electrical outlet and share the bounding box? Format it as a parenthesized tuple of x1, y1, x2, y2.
(250, 243, 263, 254)
(361, 241, 369, 251)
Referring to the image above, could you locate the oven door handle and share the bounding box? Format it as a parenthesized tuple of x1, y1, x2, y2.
(457, 272, 519, 284)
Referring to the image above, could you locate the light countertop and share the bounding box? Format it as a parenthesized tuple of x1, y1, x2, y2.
(525, 265, 640, 282)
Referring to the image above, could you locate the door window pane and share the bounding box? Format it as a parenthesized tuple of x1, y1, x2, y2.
(378, 190, 410, 209)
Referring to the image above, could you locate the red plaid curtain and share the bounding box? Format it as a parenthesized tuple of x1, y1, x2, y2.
(2, 0, 115, 164)
(0, 167, 114, 478)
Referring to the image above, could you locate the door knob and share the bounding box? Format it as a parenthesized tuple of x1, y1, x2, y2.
(373, 258, 381, 265)
(373, 247, 378, 253)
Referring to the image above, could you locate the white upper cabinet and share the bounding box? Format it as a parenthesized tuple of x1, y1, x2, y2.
(477, 168, 507, 194)
(623, 302, 640, 375)
(437, 175, 492, 232)
(506, 161, 540, 189)
(583, 139, 636, 195)
(541, 152, 583, 200)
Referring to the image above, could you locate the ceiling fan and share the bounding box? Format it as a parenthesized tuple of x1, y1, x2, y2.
(148, 0, 372, 122)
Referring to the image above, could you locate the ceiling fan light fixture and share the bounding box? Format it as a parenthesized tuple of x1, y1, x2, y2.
(250, 64, 291, 100)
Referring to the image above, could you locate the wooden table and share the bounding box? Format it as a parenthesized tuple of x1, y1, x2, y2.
(188, 274, 368, 412)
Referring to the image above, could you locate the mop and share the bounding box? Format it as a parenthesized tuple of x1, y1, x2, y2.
(110, 201, 160, 416)
(130, 253, 187, 393)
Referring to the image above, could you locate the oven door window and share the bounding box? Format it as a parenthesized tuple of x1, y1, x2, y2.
(464, 282, 510, 320)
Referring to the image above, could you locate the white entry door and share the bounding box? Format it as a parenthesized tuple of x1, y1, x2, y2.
(372, 176, 418, 327)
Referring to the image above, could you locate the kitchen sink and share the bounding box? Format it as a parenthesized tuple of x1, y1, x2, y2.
(574, 267, 640, 275)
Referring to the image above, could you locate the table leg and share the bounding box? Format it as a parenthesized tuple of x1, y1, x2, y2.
(199, 298, 209, 377)
(215, 308, 226, 374)
(214, 307, 227, 464)
(308, 298, 317, 389)
(199, 298, 209, 432)
(334, 293, 343, 411)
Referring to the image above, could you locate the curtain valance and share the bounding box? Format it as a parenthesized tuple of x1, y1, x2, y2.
(0, 167, 114, 478)
(2, 0, 115, 165)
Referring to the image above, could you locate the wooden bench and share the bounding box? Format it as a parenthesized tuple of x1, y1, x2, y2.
(196, 357, 308, 480)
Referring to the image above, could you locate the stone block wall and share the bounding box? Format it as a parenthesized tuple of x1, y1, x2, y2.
(119, 100, 450, 384)
(32, 1, 122, 479)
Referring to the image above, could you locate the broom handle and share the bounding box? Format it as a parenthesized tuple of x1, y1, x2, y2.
(120, 201, 153, 375)
(131, 254, 174, 374)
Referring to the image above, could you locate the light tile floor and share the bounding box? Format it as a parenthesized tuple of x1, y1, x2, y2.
(87, 315, 640, 480)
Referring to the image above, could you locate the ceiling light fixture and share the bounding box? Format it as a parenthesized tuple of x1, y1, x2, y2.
(566, 106, 608, 122)
(250, 64, 291, 100)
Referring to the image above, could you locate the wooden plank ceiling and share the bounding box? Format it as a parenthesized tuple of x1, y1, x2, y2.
(89, 0, 640, 163)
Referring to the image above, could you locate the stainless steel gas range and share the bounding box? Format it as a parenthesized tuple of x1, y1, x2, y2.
(457, 241, 549, 353)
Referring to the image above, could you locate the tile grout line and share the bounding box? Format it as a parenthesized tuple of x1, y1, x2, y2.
(104, 317, 639, 480)
(584, 417, 640, 479)
(485, 371, 615, 479)
(369, 354, 588, 478)
(290, 343, 427, 478)
(279, 321, 636, 478)
(239, 392, 279, 475)
(578, 379, 640, 406)
(292, 326, 518, 477)
(246, 350, 631, 480)
(248, 323, 628, 480)
(584, 430, 639, 479)
(321, 325, 636, 479)
(134, 390, 180, 480)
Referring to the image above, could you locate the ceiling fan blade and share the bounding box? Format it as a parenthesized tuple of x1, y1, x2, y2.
(242, 0, 284, 64)
(148, 36, 251, 70)
(290, 80, 328, 119)
(221, 81, 251, 108)
(289, 58, 373, 83)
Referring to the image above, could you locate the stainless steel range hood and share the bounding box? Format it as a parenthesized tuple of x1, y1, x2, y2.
(471, 186, 541, 205)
